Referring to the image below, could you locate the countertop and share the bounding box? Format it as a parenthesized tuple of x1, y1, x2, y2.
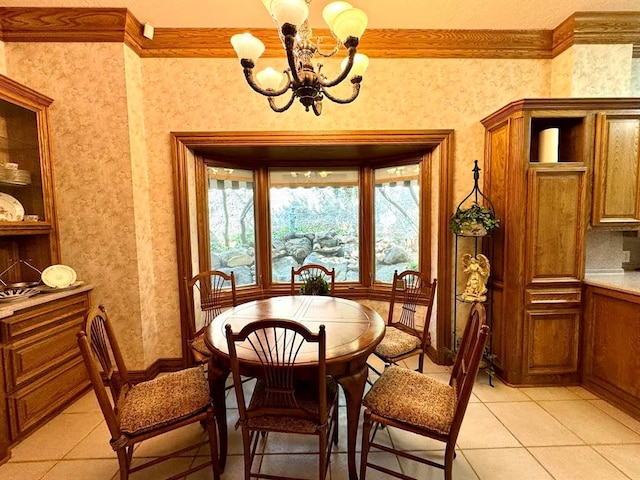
(0, 283, 93, 320)
(583, 272, 640, 296)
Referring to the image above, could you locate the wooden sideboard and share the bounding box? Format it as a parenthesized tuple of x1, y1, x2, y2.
(0, 286, 92, 463)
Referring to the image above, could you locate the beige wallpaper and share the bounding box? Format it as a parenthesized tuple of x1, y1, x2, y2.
(0, 41, 6, 76)
(632, 58, 640, 96)
(551, 48, 573, 97)
(572, 44, 633, 97)
(3, 39, 631, 367)
(124, 45, 160, 365)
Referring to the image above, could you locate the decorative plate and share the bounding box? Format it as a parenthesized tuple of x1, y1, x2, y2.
(41, 265, 77, 288)
(0, 287, 39, 302)
(37, 280, 85, 293)
(0, 192, 24, 221)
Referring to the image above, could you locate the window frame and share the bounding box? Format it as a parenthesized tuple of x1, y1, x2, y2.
(199, 156, 430, 299)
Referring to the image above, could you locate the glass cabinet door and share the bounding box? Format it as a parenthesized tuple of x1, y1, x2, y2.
(0, 98, 45, 222)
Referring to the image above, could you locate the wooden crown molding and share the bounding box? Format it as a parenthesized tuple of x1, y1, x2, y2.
(554, 11, 640, 57)
(0, 8, 144, 54)
(0, 7, 638, 59)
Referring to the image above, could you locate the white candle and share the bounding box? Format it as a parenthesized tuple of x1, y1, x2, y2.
(539, 128, 559, 163)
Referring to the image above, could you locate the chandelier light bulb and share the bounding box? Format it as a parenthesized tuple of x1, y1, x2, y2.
(270, 0, 309, 28)
(341, 52, 369, 79)
(256, 67, 286, 91)
(230, 33, 265, 62)
(322, 1, 353, 31)
(332, 7, 368, 43)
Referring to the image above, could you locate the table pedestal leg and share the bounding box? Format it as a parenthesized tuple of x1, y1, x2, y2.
(336, 363, 368, 480)
(208, 364, 230, 470)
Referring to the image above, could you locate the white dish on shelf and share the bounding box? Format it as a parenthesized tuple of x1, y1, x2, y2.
(0, 192, 24, 221)
(37, 280, 84, 293)
(41, 264, 77, 288)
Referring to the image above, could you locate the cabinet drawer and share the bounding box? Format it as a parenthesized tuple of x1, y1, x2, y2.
(525, 288, 581, 306)
(7, 356, 89, 439)
(3, 315, 85, 391)
(0, 293, 89, 342)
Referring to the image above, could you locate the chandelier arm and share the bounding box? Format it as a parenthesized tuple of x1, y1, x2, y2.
(318, 40, 358, 88)
(241, 62, 291, 97)
(268, 92, 297, 113)
(283, 28, 304, 85)
(321, 78, 362, 104)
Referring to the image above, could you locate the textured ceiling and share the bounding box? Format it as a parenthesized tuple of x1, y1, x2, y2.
(1, 0, 639, 29)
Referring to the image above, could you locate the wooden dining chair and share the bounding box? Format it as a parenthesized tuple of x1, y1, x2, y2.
(290, 264, 336, 296)
(77, 305, 221, 480)
(369, 270, 437, 376)
(360, 302, 489, 480)
(226, 318, 339, 480)
(185, 270, 237, 364)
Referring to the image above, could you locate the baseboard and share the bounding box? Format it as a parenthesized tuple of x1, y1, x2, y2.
(127, 357, 184, 383)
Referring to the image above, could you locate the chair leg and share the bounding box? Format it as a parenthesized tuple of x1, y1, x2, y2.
(241, 427, 252, 480)
(444, 444, 456, 480)
(360, 410, 373, 480)
(319, 429, 328, 480)
(205, 408, 221, 480)
(333, 402, 339, 445)
(418, 353, 424, 373)
(116, 448, 129, 480)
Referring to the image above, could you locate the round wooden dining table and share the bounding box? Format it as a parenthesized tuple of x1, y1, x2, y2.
(204, 295, 385, 480)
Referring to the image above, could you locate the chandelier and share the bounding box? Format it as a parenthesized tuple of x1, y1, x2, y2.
(231, 0, 369, 116)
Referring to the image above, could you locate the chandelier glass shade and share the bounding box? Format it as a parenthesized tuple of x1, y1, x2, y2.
(231, 0, 369, 116)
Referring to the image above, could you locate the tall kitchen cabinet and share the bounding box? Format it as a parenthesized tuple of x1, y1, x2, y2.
(481, 100, 589, 386)
(481, 98, 640, 386)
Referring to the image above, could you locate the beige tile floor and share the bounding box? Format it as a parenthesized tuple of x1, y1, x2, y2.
(1, 355, 639, 480)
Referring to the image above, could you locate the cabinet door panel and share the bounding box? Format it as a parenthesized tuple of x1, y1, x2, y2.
(525, 167, 586, 283)
(592, 114, 640, 226)
(484, 120, 511, 284)
(583, 287, 640, 401)
(524, 309, 580, 375)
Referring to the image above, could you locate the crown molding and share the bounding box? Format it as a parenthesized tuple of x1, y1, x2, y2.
(0, 7, 638, 59)
(554, 11, 640, 57)
(0, 7, 146, 54)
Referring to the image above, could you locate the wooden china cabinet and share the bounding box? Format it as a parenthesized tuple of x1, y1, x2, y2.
(0, 74, 90, 463)
(481, 98, 640, 387)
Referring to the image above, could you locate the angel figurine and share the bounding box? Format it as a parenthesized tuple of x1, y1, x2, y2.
(461, 253, 490, 302)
